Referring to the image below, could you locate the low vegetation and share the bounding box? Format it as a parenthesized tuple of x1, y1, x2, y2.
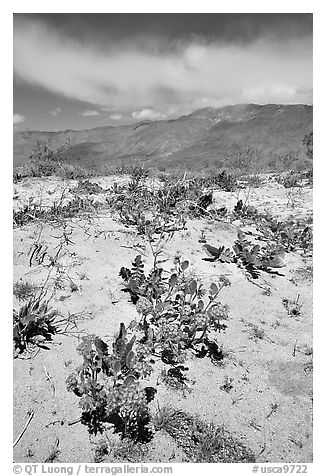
(153, 405, 255, 462)
(13, 292, 61, 355)
(13, 134, 313, 463)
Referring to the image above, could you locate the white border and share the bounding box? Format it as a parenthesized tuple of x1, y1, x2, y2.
(3, 3, 324, 474)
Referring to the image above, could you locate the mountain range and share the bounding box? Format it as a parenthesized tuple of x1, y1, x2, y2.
(13, 103, 313, 171)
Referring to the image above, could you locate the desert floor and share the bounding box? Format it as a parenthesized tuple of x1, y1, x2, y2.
(13, 174, 313, 463)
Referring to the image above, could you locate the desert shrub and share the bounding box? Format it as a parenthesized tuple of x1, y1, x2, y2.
(13, 200, 48, 227)
(232, 199, 261, 221)
(13, 280, 38, 302)
(267, 148, 310, 173)
(203, 229, 286, 280)
(111, 437, 148, 462)
(29, 141, 70, 177)
(50, 195, 102, 219)
(282, 294, 303, 317)
(281, 151, 299, 170)
(156, 180, 213, 217)
(66, 328, 156, 440)
(111, 190, 186, 235)
(303, 132, 313, 160)
(113, 163, 149, 182)
(281, 147, 311, 174)
(232, 230, 286, 278)
(292, 158, 313, 174)
(301, 168, 313, 184)
(276, 168, 312, 188)
(213, 171, 238, 192)
(227, 146, 261, 174)
(259, 216, 313, 254)
(108, 176, 193, 234)
(71, 180, 106, 195)
(130, 164, 149, 183)
(158, 171, 236, 199)
(13, 159, 89, 182)
(217, 196, 313, 256)
(93, 439, 110, 463)
(13, 193, 104, 227)
(153, 405, 255, 463)
(13, 293, 59, 355)
(275, 171, 302, 188)
(13, 164, 33, 183)
(57, 163, 92, 180)
(155, 180, 188, 211)
(107, 170, 219, 232)
(120, 253, 230, 388)
(13, 171, 23, 183)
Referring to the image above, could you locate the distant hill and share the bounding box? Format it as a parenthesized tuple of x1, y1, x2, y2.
(13, 103, 313, 171)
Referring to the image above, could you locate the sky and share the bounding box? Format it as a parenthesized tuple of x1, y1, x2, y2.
(13, 13, 313, 131)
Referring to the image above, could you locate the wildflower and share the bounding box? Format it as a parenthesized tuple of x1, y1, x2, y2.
(136, 297, 152, 315)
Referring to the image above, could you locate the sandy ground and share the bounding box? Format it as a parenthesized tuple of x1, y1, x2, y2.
(13, 175, 313, 463)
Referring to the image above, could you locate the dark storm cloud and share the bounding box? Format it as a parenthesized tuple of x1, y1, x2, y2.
(17, 13, 312, 44)
(13, 14, 312, 122)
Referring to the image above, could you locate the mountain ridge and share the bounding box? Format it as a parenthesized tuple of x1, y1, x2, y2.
(13, 103, 313, 170)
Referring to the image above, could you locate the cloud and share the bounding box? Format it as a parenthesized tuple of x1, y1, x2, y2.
(13, 113, 26, 125)
(13, 17, 312, 119)
(80, 109, 100, 117)
(109, 113, 122, 121)
(50, 107, 62, 116)
(131, 109, 166, 121)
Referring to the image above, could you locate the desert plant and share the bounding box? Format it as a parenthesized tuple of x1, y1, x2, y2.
(247, 324, 266, 341)
(13, 280, 38, 302)
(153, 405, 255, 462)
(266, 402, 279, 419)
(128, 165, 149, 191)
(120, 253, 231, 390)
(228, 146, 261, 174)
(282, 294, 303, 317)
(220, 376, 234, 393)
(13, 291, 77, 356)
(71, 179, 106, 195)
(203, 229, 286, 280)
(13, 199, 47, 227)
(14, 191, 104, 228)
(276, 171, 301, 189)
(13, 164, 33, 183)
(109, 172, 217, 229)
(202, 243, 235, 263)
(24, 446, 36, 459)
(258, 215, 313, 255)
(233, 230, 286, 279)
(110, 437, 148, 462)
(232, 199, 261, 221)
(66, 327, 156, 440)
(303, 132, 313, 160)
(93, 438, 110, 463)
(13, 293, 59, 355)
(44, 438, 60, 463)
(215, 170, 238, 192)
(159, 364, 193, 395)
(285, 185, 306, 208)
(119, 252, 168, 304)
(29, 141, 70, 177)
(198, 230, 207, 243)
(210, 197, 312, 257)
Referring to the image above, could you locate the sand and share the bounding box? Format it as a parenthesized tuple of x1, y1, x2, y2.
(13, 174, 313, 463)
